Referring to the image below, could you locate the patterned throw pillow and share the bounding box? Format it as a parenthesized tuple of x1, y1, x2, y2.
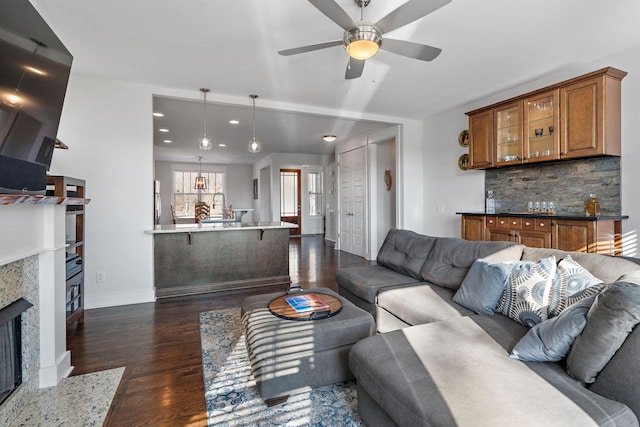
(496, 256, 556, 327)
(548, 255, 605, 318)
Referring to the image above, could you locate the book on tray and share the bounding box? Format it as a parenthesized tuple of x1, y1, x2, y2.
(285, 294, 330, 313)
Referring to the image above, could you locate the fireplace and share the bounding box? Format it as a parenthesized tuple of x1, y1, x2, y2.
(0, 298, 32, 405)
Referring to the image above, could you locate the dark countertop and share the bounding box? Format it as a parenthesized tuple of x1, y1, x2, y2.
(456, 212, 629, 221)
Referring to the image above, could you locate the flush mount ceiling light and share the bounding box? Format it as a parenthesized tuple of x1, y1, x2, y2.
(194, 156, 207, 190)
(323, 135, 337, 143)
(248, 94, 261, 154)
(153, 112, 164, 117)
(198, 88, 212, 150)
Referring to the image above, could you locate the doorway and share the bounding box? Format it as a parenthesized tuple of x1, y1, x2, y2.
(280, 169, 301, 235)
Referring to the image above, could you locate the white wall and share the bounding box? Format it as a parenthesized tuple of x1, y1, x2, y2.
(422, 42, 640, 254)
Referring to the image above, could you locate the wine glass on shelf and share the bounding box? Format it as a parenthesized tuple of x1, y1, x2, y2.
(533, 201, 541, 212)
(541, 201, 548, 212)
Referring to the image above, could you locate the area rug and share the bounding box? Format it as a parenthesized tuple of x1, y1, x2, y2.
(199, 308, 364, 426)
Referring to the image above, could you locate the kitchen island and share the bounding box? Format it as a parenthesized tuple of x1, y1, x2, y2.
(147, 221, 297, 298)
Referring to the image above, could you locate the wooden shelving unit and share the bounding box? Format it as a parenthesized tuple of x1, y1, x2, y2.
(47, 175, 86, 327)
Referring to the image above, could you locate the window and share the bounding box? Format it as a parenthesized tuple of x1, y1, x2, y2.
(308, 171, 323, 216)
(173, 167, 225, 217)
(280, 170, 299, 216)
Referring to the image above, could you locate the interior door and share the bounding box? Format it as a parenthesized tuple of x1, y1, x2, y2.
(280, 169, 301, 235)
(340, 147, 366, 257)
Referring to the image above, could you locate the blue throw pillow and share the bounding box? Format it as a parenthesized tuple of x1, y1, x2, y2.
(452, 258, 515, 315)
(510, 295, 596, 362)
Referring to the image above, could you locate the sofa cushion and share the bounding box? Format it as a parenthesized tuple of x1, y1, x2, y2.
(376, 229, 436, 280)
(567, 278, 640, 383)
(350, 315, 637, 427)
(548, 255, 605, 318)
(522, 247, 640, 285)
(335, 265, 421, 304)
(377, 283, 474, 326)
(496, 256, 557, 327)
(511, 295, 595, 362)
(420, 237, 524, 290)
(452, 258, 515, 315)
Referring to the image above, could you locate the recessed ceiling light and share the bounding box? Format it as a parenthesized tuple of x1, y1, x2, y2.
(229, 120, 239, 125)
(163, 140, 172, 143)
(159, 128, 169, 133)
(218, 143, 227, 147)
(323, 135, 337, 142)
(153, 112, 164, 117)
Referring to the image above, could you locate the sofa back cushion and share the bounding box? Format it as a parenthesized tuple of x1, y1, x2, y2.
(521, 247, 640, 284)
(377, 229, 437, 280)
(420, 238, 524, 290)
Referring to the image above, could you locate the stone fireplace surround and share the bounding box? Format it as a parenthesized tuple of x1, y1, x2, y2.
(0, 196, 87, 424)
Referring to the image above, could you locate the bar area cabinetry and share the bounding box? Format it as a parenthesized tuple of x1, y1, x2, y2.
(466, 67, 626, 169)
(460, 213, 624, 255)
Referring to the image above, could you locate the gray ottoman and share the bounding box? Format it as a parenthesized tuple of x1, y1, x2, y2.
(241, 287, 375, 405)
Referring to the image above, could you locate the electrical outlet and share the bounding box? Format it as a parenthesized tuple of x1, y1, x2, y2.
(96, 272, 106, 283)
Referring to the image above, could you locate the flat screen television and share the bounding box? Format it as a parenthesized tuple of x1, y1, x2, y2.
(0, 0, 73, 194)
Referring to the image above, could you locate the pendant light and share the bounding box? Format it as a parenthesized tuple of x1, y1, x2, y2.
(248, 94, 261, 154)
(198, 88, 212, 150)
(194, 156, 207, 190)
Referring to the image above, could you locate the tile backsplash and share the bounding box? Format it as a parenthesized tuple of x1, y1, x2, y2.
(485, 156, 621, 215)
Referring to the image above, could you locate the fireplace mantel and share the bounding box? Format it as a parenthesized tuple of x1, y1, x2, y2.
(0, 199, 88, 392)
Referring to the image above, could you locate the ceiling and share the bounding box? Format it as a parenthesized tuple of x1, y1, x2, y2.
(31, 0, 640, 164)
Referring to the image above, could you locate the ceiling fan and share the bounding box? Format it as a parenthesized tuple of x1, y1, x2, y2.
(278, 0, 451, 79)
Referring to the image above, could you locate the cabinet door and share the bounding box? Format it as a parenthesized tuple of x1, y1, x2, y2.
(523, 90, 559, 162)
(486, 228, 513, 242)
(461, 215, 485, 241)
(560, 77, 603, 159)
(468, 110, 493, 169)
(494, 101, 523, 166)
(518, 230, 551, 248)
(552, 220, 596, 252)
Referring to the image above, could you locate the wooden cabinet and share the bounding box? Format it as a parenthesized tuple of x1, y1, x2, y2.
(461, 214, 485, 240)
(461, 214, 621, 255)
(523, 90, 560, 162)
(47, 176, 85, 327)
(560, 70, 624, 159)
(466, 67, 626, 169)
(468, 109, 493, 169)
(494, 102, 523, 166)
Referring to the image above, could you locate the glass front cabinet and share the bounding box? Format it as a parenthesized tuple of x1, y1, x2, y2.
(493, 102, 522, 166)
(523, 90, 560, 162)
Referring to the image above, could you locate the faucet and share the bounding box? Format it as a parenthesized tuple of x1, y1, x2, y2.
(212, 192, 226, 216)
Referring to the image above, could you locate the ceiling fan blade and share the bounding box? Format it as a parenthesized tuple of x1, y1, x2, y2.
(345, 58, 365, 80)
(278, 40, 343, 56)
(381, 38, 442, 61)
(308, 0, 357, 30)
(375, 0, 451, 35)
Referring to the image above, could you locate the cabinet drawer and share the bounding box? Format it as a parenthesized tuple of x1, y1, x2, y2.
(498, 217, 521, 229)
(535, 218, 551, 231)
(485, 216, 498, 228)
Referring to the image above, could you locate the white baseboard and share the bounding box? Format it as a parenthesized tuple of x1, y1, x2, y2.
(39, 350, 72, 388)
(86, 288, 155, 309)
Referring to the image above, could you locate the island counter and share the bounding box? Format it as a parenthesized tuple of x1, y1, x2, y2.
(146, 221, 297, 298)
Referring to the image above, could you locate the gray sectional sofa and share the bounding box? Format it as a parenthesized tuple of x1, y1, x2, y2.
(337, 229, 640, 427)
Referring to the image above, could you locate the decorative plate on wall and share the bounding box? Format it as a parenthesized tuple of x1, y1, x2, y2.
(458, 153, 470, 170)
(458, 130, 469, 147)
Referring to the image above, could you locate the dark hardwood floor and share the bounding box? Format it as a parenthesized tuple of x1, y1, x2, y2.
(66, 236, 370, 427)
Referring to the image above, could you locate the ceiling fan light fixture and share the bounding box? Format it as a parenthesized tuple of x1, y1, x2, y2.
(344, 25, 381, 61)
